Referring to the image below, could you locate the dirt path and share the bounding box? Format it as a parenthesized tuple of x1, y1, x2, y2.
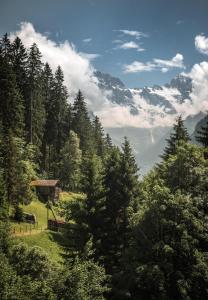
(12, 228, 47, 237)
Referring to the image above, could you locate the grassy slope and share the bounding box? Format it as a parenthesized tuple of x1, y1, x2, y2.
(16, 231, 67, 263)
(11, 198, 53, 233)
(22, 198, 53, 228)
(13, 192, 83, 264)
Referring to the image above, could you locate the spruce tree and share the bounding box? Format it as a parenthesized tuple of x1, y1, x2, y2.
(102, 146, 122, 273)
(41, 62, 55, 173)
(45, 65, 69, 176)
(0, 33, 12, 60)
(93, 116, 105, 157)
(52, 66, 69, 155)
(81, 154, 106, 260)
(72, 90, 94, 155)
(25, 43, 45, 150)
(0, 56, 24, 138)
(59, 131, 82, 191)
(119, 137, 139, 233)
(105, 133, 113, 151)
(161, 115, 190, 160)
(0, 123, 7, 220)
(10, 37, 27, 95)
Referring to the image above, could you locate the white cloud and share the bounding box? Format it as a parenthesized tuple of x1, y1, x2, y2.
(124, 53, 185, 73)
(83, 38, 92, 43)
(153, 53, 185, 69)
(181, 61, 208, 116)
(195, 34, 208, 55)
(10, 22, 107, 113)
(115, 29, 148, 39)
(119, 41, 138, 49)
(79, 52, 100, 61)
(124, 61, 155, 73)
(118, 41, 145, 52)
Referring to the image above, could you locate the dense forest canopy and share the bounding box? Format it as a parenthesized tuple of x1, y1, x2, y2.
(1, 33, 208, 300)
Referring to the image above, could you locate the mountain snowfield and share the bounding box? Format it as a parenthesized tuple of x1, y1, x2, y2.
(94, 71, 205, 174)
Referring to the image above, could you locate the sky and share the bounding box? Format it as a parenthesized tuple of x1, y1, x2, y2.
(1, 0, 208, 130)
(1, 0, 208, 88)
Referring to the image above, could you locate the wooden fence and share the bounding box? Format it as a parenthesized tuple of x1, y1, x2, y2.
(12, 223, 45, 236)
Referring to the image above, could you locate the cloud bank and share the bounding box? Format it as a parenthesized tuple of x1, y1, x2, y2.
(195, 34, 208, 55)
(124, 53, 185, 73)
(10, 22, 208, 129)
(10, 22, 107, 112)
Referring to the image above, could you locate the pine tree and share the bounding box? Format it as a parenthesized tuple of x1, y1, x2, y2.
(10, 37, 27, 95)
(0, 56, 24, 138)
(3, 131, 19, 206)
(72, 90, 94, 155)
(0, 33, 12, 60)
(25, 43, 45, 150)
(119, 137, 139, 231)
(52, 66, 69, 155)
(161, 115, 190, 160)
(45, 65, 69, 176)
(41, 62, 55, 173)
(105, 133, 113, 150)
(59, 131, 82, 191)
(93, 116, 105, 157)
(81, 154, 106, 260)
(102, 146, 122, 273)
(0, 123, 7, 220)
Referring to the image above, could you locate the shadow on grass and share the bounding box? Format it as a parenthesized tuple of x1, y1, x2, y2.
(47, 230, 72, 260)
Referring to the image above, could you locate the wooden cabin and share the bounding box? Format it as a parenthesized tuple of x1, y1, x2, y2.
(30, 180, 60, 203)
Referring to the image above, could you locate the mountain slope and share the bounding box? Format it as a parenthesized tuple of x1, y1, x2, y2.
(94, 71, 203, 174)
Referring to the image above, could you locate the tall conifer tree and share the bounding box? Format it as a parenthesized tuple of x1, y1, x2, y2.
(81, 154, 106, 260)
(161, 116, 190, 160)
(59, 131, 82, 191)
(10, 37, 27, 96)
(25, 43, 45, 150)
(72, 90, 94, 155)
(0, 56, 24, 137)
(52, 66, 69, 155)
(0, 33, 12, 60)
(41, 62, 55, 173)
(93, 116, 105, 157)
(102, 146, 122, 273)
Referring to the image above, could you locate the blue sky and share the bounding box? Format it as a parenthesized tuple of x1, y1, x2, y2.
(1, 0, 208, 87)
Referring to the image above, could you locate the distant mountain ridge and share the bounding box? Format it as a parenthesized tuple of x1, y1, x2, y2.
(95, 71, 192, 114)
(94, 70, 204, 174)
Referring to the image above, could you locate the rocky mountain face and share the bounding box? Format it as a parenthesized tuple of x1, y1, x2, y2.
(94, 71, 204, 174)
(95, 71, 192, 112)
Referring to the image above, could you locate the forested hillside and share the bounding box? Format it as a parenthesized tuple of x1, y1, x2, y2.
(1, 33, 208, 300)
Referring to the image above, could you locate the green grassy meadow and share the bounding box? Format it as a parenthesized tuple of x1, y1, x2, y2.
(12, 192, 83, 263)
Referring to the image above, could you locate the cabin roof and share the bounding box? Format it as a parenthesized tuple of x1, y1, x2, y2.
(30, 180, 59, 187)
